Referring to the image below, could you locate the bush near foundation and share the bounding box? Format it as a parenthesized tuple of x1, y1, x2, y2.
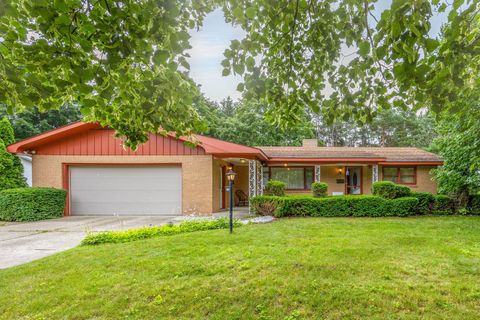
(432, 195, 454, 215)
(264, 180, 286, 196)
(312, 182, 328, 197)
(410, 192, 435, 214)
(372, 181, 411, 199)
(0, 188, 67, 221)
(251, 195, 419, 218)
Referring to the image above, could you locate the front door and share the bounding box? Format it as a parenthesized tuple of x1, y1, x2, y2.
(345, 166, 362, 195)
(220, 166, 226, 209)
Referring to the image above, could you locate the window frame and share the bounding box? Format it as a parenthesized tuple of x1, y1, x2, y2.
(382, 166, 417, 185)
(268, 166, 315, 190)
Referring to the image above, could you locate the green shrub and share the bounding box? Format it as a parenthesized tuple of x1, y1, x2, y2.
(395, 185, 412, 198)
(468, 194, 480, 215)
(0, 188, 67, 221)
(312, 182, 328, 197)
(251, 195, 419, 218)
(264, 180, 286, 196)
(372, 181, 411, 199)
(381, 197, 419, 217)
(372, 181, 398, 199)
(251, 196, 284, 216)
(0, 118, 27, 191)
(410, 192, 435, 214)
(432, 195, 454, 215)
(81, 218, 243, 245)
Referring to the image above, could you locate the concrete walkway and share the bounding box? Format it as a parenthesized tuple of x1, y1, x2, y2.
(0, 216, 175, 269)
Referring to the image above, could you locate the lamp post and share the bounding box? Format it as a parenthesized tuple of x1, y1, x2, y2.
(226, 168, 236, 234)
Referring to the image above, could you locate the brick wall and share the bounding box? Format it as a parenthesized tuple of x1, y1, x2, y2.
(32, 155, 214, 214)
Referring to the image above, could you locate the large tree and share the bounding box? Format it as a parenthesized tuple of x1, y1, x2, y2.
(431, 97, 480, 203)
(0, 0, 478, 147)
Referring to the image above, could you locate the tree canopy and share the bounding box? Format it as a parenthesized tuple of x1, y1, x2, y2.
(1, 0, 478, 147)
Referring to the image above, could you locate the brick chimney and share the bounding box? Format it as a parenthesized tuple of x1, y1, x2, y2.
(302, 139, 318, 147)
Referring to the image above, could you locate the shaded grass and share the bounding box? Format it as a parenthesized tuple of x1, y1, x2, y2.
(1, 216, 480, 319)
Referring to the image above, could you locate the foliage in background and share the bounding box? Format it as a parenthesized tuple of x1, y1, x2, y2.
(0, 118, 26, 190)
(81, 218, 243, 245)
(0, 187, 66, 221)
(0, 104, 82, 141)
(1, 0, 477, 147)
(312, 107, 436, 148)
(195, 97, 315, 147)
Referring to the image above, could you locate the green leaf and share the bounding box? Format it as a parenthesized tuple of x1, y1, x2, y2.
(222, 68, 230, 77)
(246, 7, 256, 19)
(233, 7, 243, 19)
(54, 14, 70, 26)
(425, 39, 439, 52)
(153, 50, 169, 64)
(393, 63, 405, 79)
(236, 82, 245, 92)
(358, 41, 370, 57)
(233, 64, 245, 75)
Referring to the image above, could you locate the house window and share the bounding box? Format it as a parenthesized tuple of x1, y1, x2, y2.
(269, 167, 314, 190)
(383, 167, 416, 185)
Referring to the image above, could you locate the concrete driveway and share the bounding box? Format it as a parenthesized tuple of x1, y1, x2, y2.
(0, 216, 175, 269)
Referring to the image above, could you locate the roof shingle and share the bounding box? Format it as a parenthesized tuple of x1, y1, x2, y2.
(257, 146, 442, 163)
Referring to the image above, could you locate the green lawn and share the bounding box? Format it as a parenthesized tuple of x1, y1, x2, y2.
(1, 217, 480, 319)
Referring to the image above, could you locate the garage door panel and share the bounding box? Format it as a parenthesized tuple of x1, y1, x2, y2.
(70, 166, 182, 215)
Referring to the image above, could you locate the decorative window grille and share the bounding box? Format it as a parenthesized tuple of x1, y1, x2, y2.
(314, 165, 321, 182)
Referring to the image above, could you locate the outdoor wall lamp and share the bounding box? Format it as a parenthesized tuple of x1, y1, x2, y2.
(226, 169, 236, 234)
(337, 167, 343, 175)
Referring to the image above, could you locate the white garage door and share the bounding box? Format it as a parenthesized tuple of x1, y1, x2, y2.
(70, 166, 182, 215)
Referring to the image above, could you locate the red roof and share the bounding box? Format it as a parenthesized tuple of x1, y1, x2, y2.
(258, 146, 442, 164)
(7, 121, 441, 164)
(7, 121, 267, 160)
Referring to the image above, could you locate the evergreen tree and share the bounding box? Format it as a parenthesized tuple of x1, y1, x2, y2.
(0, 118, 27, 190)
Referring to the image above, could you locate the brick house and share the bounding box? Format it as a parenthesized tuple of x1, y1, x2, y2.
(8, 122, 442, 216)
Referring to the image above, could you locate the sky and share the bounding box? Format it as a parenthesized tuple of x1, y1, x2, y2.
(187, 4, 448, 103)
(187, 9, 245, 102)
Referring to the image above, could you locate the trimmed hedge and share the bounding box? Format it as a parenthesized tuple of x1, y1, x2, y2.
(410, 192, 435, 215)
(82, 218, 243, 245)
(312, 182, 328, 197)
(372, 181, 411, 199)
(432, 195, 454, 215)
(251, 195, 419, 217)
(468, 195, 480, 215)
(264, 180, 286, 196)
(0, 188, 67, 221)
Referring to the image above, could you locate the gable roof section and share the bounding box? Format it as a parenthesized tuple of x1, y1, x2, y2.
(7, 122, 102, 154)
(191, 135, 268, 160)
(258, 146, 442, 164)
(7, 121, 267, 159)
